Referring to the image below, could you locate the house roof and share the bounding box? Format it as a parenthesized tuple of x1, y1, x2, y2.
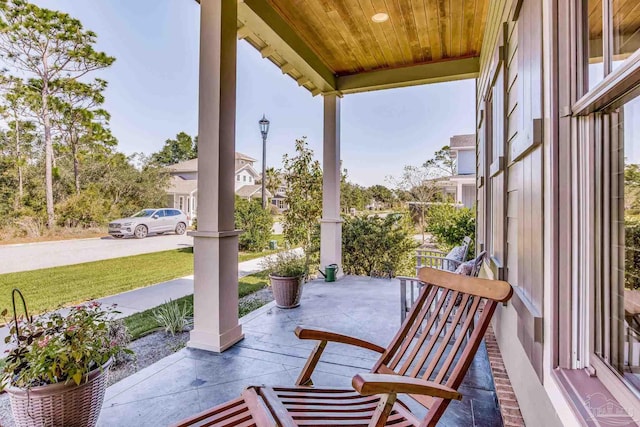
(167, 158, 198, 173)
(236, 185, 273, 198)
(235, 163, 261, 177)
(236, 152, 257, 162)
(167, 152, 258, 173)
(449, 134, 476, 149)
(167, 176, 198, 194)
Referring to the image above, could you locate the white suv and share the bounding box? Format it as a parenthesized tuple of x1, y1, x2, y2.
(108, 209, 188, 239)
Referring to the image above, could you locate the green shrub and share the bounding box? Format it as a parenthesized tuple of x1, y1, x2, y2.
(426, 204, 475, 255)
(626, 219, 640, 290)
(55, 186, 110, 228)
(342, 213, 417, 277)
(235, 198, 273, 251)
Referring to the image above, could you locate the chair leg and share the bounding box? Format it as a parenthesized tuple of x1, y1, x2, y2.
(296, 340, 327, 386)
(368, 393, 397, 427)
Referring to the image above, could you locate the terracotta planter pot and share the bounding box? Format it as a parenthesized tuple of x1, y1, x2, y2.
(6, 358, 112, 427)
(270, 275, 303, 308)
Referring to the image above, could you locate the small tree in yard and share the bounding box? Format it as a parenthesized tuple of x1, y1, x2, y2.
(342, 213, 417, 277)
(235, 197, 273, 252)
(389, 164, 440, 243)
(424, 145, 457, 177)
(282, 137, 323, 269)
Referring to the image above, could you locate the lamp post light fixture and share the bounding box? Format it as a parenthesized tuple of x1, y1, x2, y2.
(259, 115, 270, 209)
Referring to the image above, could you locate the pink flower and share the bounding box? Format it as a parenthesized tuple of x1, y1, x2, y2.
(37, 336, 51, 348)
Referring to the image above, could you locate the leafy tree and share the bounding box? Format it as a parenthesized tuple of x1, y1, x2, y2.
(424, 145, 456, 177)
(368, 184, 394, 208)
(264, 167, 280, 199)
(235, 197, 273, 251)
(625, 163, 640, 216)
(282, 137, 322, 268)
(0, 0, 115, 228)
(0, 76, 35, 207)
(52, 79, 116, 194)
(341, 181, 369, 212)
(342, 213, 417, 277)
(80, 152, 169, 218)
(389, 164, 440, 242)
(151, 132, 197, 166)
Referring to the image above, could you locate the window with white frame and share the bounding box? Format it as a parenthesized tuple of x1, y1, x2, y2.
(582, 0, 640, 400)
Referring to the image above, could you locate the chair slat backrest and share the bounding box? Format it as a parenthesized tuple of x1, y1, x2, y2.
(373, 267, 512, 427)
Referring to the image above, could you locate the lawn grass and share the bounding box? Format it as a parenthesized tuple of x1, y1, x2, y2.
(238, 234, 286, 262)
(0, 238, 281, 316)
(0, 248, 195, 315)
(124, 271, 270, 340)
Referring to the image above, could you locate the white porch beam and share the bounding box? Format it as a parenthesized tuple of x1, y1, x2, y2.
(336, 57, 480, 94)
(320, 94, 342, 274)
(188, 0, 243, 353)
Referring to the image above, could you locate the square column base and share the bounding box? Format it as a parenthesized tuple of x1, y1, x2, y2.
(320, 218, 343, 278)
(188, 324, 244, 352)
(188, 230, 243, 353)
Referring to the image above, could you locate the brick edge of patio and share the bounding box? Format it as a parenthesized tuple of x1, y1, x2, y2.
(485, 325, 527, 427)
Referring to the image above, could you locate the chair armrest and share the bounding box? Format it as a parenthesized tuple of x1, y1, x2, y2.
(352, 373, 462, 401)
(295, 326, 385, 353)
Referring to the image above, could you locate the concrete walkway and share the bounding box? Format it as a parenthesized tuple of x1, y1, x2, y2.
(0, 252, 288, 354)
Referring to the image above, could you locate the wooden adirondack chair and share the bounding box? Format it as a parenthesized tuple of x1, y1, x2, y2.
(173, 267, 513, 427)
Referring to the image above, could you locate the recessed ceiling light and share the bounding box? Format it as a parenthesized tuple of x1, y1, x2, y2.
(371, 13, 389, 23)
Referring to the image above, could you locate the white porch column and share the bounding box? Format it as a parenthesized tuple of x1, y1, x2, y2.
(187, 0, 243, 353)
(456, 182, 463, 204)
(320, 94, 342, 273)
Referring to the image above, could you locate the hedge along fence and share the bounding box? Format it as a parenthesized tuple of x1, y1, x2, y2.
(425, 204, 476, 256)
(342, 213, 417, 278)
(626, 220, 640, 290)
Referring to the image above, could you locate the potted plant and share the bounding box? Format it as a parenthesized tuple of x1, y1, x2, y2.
(262, 251, 307, 308)
(1, 297, 130, 427)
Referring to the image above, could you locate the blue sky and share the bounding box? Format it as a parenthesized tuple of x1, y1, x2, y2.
(30, 0, 476, 187)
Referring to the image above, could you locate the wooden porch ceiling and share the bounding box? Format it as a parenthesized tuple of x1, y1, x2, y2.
(233, 0, 488, 95)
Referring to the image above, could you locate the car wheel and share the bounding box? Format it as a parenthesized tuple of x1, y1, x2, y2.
(134, 225, 148, 239)
(175, 222, 186, 235)
(113, 235, 124, 239)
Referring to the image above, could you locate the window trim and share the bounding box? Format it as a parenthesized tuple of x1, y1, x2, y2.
(575, 13, 640, 415)
(574, 48, 640, 115)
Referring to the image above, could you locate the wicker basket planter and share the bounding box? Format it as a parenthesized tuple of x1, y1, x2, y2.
(270, 275, 303, 308)
(6, 358, 112, 427)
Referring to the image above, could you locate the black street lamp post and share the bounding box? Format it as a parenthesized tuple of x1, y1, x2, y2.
(259, 115, 270, 209)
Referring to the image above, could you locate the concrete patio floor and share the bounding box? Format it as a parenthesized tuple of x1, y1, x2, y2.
(97, 276, 503, 426)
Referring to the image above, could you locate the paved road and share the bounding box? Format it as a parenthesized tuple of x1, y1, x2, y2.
(0, 234, 193, 274)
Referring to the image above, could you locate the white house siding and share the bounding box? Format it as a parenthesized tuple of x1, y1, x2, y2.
(457, 150, 476, 175)
(234, 169, 256, 190)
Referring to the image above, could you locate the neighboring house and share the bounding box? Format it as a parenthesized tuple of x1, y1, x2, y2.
(435, 134, 476, 208)
(166, 152, 272, 222)
(270, 180, 288, 211)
